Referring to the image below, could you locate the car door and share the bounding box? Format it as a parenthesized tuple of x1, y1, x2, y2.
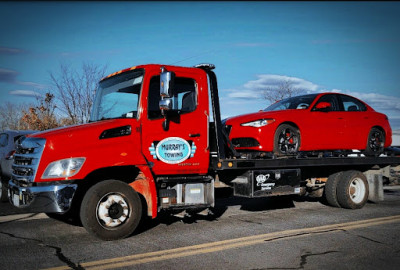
(140, 68, 210, 176)
(337, 94, 371, 149)
(305, 94, 347, 150)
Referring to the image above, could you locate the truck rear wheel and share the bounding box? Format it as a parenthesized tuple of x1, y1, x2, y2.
(337, 171, 369, 209)
(80, 180, 142, 240)
(324, 172, 343, 208)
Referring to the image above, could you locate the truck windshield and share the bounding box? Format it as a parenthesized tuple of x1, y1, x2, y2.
(90, 69, 144, 121)
(264, 94, 318, 111)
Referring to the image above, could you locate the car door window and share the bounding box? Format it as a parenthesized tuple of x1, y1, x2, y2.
(313, 94, 339, 111)
(339, 95, 367, 112)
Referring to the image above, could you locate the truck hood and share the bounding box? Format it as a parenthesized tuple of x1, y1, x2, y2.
(30, 119, 134, 141)
(29, 119, 143, 182)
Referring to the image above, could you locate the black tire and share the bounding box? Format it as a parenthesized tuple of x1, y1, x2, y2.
(364, 127, 385, 157)
(80, 180, 142, 241)
(323, 172, 343, 208)
(273, 124, 300, 156)
(0, 176, 9, 202)
(337, 171, 369, 209)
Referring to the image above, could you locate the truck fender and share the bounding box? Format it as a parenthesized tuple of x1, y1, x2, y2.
(130, 165, 158, 218)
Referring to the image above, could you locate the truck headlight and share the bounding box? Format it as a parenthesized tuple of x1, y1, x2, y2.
(241, 119, 275, 128)
(42, 158, 86, 179)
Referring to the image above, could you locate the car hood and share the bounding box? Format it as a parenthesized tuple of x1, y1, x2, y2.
(225, 110, 289, 125)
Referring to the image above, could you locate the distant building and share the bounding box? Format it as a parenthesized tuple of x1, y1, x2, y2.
(392, 130, 400, 147)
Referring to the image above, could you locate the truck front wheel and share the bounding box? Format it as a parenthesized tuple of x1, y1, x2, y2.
(80, 180, 142, 240)
(337, 171, 369, 209)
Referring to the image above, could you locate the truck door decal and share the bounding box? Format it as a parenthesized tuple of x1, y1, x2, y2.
(149, 137, 196, 164)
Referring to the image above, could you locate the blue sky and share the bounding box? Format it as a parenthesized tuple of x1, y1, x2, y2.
(1, 1, 400, 129)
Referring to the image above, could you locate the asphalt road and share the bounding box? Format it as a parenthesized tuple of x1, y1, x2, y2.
(1, 186, 400, 270)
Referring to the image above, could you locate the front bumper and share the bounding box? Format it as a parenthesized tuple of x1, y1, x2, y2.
(8, 181, 77, 213)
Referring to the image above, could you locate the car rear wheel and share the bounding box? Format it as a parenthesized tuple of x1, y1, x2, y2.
(364, 128, 385, 157)
(273, 124, 300, 156)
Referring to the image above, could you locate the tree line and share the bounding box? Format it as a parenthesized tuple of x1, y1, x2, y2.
(0, 62, 107, 131)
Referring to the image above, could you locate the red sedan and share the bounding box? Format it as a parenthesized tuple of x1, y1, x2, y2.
(225, 93, 392, 156)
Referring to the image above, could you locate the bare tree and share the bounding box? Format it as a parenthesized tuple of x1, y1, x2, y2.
(20, 93, 59, 131)
(50, 62, 107, 125)
(0, 102, 33, 130)
(263, 79, 305, 104)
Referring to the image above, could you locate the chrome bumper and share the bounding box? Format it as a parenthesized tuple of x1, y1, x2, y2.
(8, 181, 77, 213)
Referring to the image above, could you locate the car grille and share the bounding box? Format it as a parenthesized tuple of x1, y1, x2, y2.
(12, 137, 46, 187)
(232, 137, 260, 148)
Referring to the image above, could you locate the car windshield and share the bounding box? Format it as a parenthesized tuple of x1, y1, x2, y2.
(90, 69, 144, 121)
(264, 94, 318, 111)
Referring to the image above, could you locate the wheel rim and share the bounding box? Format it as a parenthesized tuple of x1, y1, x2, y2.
(348, 177, 366, 204)
(278, 128, 299, 154)
(96, 193, 130, 229)
(369, 130, 383, 152)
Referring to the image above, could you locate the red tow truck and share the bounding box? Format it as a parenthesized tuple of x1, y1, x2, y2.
(8, 64, 400, 240)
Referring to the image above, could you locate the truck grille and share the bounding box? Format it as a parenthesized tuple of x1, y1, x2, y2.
(12, 137, 46, 186)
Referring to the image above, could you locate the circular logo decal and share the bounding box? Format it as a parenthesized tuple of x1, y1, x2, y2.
(155, 137, 191, 164)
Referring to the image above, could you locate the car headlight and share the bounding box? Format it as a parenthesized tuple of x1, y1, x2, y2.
(241, 119, 275, 128)
(42, 157, 86, 179)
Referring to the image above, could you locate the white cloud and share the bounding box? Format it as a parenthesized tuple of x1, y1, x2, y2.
(9, 90, 42, 98)
(226, 74, 319, 99)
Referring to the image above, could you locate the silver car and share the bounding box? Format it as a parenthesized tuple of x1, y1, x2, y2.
(0, 130, 34, 202)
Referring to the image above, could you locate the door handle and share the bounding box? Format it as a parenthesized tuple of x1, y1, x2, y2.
(189, 133, 200, 138)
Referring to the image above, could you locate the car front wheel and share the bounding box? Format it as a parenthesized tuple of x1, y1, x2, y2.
(273, 124, 300, 156)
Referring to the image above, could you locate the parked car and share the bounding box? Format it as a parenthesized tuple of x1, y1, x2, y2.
(0, 130, 34, 202)
(225, 93, 392, 157)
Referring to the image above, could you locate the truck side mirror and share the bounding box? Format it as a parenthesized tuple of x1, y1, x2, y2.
(159, 98, 172, 113)
(160, 69, 175, 98)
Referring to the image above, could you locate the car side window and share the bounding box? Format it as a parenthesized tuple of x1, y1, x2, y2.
(148, 75, 197, 120)
(339, 95, 367, 112)
(313, 94, 339, 111)
(0, 133, 8, 147)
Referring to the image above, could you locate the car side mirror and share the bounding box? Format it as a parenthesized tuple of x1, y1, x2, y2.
(314, 101, 332, 112)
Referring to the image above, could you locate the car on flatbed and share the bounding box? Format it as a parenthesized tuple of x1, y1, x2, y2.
(226, 93, 392, 157)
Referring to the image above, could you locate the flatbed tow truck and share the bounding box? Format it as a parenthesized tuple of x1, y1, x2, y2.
(8, 63, 400, 240)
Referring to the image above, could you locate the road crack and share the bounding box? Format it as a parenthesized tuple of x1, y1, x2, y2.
(342, 230, 387, 245)
(262, 250, 338, 270)
(0, 231, 84, 270)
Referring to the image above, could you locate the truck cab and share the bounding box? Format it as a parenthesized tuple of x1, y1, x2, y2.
(8, 64, 218, 240)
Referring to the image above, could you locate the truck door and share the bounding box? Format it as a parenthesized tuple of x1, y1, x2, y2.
(140, 67, 210, 175)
